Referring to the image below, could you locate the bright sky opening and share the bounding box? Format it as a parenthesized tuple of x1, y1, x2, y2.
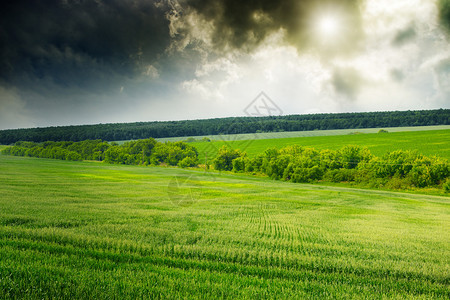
(317, 14, 340, 38)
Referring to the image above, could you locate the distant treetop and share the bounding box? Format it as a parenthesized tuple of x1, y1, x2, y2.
(0, 109, 448, 144)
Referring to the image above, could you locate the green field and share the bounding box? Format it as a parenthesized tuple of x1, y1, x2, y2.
(0, 155, 449, 298)
(191, 129, 450, 163)
(156, 125, 450, 142)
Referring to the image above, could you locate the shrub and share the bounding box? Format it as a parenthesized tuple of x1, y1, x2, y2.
(265, 155, 291, 179)
(104, 146, 126, 164)
(320, 149, 341, 170)
(339, 145, 372, 169)
(291, 166, 324, 183)
(1, 147, 12, 155)
(151, 141, 197, 166)
(178, 156, 198, 168)
(213, 146, 244, 171)
(377, 150, 418, 178)
(282, 163, 296, 181)
(65, 151, 82, 161)
(247, 154, 265, 172)
(385, 176, 412, 190)
(443, 178, 450, 193)
(409, 157, 449, 187)
(263, 147, 279, 161)
(324, 169, 357, 183)
(184, 137, 196, 143)
(232, 156, 249, 173)
(279, 145, 304, 156)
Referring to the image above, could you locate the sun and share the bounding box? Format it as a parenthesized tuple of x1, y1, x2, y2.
(317, 14, 340, 38)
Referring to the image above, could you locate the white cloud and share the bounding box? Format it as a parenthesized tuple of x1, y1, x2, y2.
(171, 0, 448, 118)
(143, 65, 160, 79)
(182, 79, 222, 100)
(0, 87, 35, 130)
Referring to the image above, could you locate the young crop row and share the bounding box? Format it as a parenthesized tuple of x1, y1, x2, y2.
(1, 155, 449, 298)
(1, 221, 448, 299)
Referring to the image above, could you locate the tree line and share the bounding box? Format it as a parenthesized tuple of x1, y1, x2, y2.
(0, 109, 448, 144)
(1, 139, 199, 168)
(212, 145, 450, 191)
(2, 138, 449, 190)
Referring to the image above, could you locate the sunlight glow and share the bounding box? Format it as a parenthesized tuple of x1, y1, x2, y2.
(317, 15, 340, 38)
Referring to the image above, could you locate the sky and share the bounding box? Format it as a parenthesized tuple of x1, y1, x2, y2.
(0, 0, 449, 130)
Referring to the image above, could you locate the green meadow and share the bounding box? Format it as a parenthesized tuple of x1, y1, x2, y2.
(192, 129, 450, 163)
(157, 125, 450, 143)
(0, 155, 449, 298)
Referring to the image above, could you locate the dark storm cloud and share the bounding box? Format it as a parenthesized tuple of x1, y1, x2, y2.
(0, 0, 172, 91)
(179, 0, 364, 54)
(392, 26, 416, 47)
(331, 67, 364, 100)
(438, 0, 450, 33)
(0, 0, 365, 92)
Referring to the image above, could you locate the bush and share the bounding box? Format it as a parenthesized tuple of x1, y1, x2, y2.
(213, 146, 244, 171)
(65, 151, 82, 161)
(232, 156, 249, 173)
(104, 146, 126, 164)
(184, 137, 197, 143)
(291, 166, 324, 183)
(148, 141, 197, 166)
(384, 176, 412, 190)
(443, 178, 450, 193)
(324, 169, 357, 183)
(247, 154, 264, 172)
(339, 145, 372, 169)
(263, 147, 279, 161)
(408, 157, 449, 187)
(376, 150, 418, 178)
(265, 155, 291, 179)
(178, 157, 198, 168)
(1, 147, 12, 155)
(320, 149, 342, 170)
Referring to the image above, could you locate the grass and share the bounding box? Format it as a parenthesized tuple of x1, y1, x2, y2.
(156, 125, 450, 143)
(191, 129, 450, 163)
(0, 155, 449, 298)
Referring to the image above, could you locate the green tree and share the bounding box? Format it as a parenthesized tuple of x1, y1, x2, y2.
(213, 146, 244, 171)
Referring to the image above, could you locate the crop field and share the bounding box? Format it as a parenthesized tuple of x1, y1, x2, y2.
(156, 125, 450, 143)
(0, 155, 449, 298)
(192, 129, 450, 163)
